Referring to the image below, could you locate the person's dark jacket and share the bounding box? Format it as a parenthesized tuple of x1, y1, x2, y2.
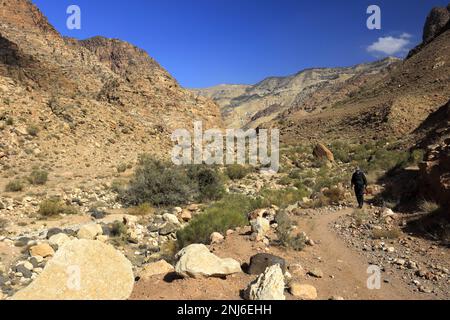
(351, 170, 367, 189)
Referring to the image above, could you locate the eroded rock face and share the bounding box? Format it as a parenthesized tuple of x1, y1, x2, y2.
(246, 264, 285, 300)
(12, 240, 134, 300)
(423, 6, 450, 43)
(419, 139, 450, 213)
(175, 244, 242, 279)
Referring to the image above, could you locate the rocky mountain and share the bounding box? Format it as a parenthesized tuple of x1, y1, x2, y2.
(193, 58, 399, 129)
(263, 4, 450, 146)
(0, 0, 222, 177)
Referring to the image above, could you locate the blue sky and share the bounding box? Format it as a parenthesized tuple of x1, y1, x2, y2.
(33, 0, 449, 88)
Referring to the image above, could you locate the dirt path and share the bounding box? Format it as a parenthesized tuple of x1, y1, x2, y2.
(294, 208, 422, 300)
(132, 207, 427, 300)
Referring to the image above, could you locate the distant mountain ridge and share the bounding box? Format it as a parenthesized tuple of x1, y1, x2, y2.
(193, 58, 400, 129)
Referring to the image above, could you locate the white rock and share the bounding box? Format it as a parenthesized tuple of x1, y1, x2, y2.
(247, 265, 286, 300)
(77, 224, 103, 240)
(12, 240, 134, 300)
(210, 232, 224, 244)
(175, 244, 242, 279)
(49, 233, 70, 248)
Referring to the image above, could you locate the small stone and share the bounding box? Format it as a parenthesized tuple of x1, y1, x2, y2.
(29, 243, 55, 258)
(139, 260, 174, 281)
(180, 210, 192, 222)
(210, 232, 224, 244)
(308, 268, 323, 278)
(48, 233, 70, 248)
(289, 283, 318, 300)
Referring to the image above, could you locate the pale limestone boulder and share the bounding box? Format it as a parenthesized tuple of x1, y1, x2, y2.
(175, 244, 242, 278)
(13, 240, 134, 300)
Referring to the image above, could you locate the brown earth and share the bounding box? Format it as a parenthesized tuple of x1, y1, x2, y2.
(131, 208, 445, 300)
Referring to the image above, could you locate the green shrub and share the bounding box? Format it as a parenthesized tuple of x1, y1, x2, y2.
(259, 187, 309, 208)
(177, 194, 261, 247)
(28, 170, 48, 185)
(127, 203, 155, 216)
(275, 211, 305, 251)
(119, 157, 195, 207)
(5, 180, 24, 192)
(0, 218, 8, 232)
(38, 199, 79, 217)
(27, 124, 39, 137)
(372, 228, 401, 239)
(226, 164, 251, 180)
(116, 163, 128, 173)
(187, 165, 225, 202)
(111, 221, 128, 237)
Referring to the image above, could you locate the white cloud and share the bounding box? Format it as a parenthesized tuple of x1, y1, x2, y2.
(367, 33, 412, 56)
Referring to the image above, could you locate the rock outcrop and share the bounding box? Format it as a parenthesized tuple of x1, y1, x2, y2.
(13, 240, 134, 300)
(419, 139, 450, 213)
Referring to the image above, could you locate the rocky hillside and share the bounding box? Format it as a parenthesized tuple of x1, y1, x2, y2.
(193, 58, 399, 129)
(265, 4, 450, 146)
(0, 0, 222, 178)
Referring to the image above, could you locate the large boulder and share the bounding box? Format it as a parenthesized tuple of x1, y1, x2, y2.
(13, 240, 134, 300)
(246, 265, 286, 300)
(175, 244, 242, 278)
(313, 143, 334, 162)
(248, 253, 286, 275)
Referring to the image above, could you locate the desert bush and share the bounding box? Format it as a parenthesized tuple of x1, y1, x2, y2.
(38, 199, 79, 217)
(5, 179, 24, 192)
(352, 209, 369, 226)
(0, 218, 8, 232)
(419, 200, 440, 214)
(187, 165, 225, 202)
(322, 186, 346, 204)
(110, 179, 127, 193)
(119, 157, 195, 207)
(116, 163, 128, 173)
(127, 203, 155, 216)
(177, 194, 260, 247)
(259, 187, 309, 208)
(27, 124, 39, 137)
(275, 211, 305, 251)
(111, 221, 128, 237)
(226, 164, 251, 180)
(372, 228, 401, 239)
(28, 169, 48, 185)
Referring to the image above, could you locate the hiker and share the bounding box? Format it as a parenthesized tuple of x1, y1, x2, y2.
(351, 167, 368, 209)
